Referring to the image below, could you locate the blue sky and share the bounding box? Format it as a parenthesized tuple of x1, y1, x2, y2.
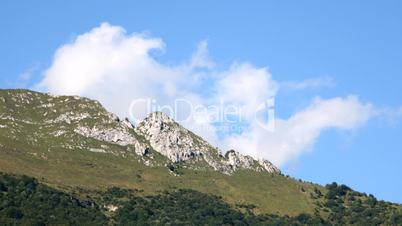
(1, 1, 402, 203)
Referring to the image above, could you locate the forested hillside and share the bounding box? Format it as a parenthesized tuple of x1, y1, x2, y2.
(1, 174, 401, 225)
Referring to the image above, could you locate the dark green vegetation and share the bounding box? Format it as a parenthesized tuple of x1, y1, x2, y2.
(320, 183, 402, 225)
(0, 89, 401, 225)
(2, 173, 321, 226)
(1, 174, 401, 225)
(0, 174, 106, 225)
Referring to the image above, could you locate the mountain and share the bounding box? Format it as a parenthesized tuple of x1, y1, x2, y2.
(0, 89, 401, 225)
(0, 89, 278, 174)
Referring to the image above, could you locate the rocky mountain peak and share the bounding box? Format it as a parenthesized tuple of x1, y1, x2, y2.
(0, 89, 280, 175)
(136, 111, 280, 174)
(140, 111, 174, 125)
(135, 111, 204, 163)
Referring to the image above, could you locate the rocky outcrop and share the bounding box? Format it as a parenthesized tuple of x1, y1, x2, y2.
(221, 150, 279, 173)
(135, 112, 280, 174)
(258, 159, 280, 174)
(135, 112, 204, 162)
(74, 123, 147, 156)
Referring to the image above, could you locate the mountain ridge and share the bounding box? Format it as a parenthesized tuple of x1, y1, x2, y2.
(0, 89, 316, 216)
(1, 88, 401, 225)
(0, 88, 279, 175)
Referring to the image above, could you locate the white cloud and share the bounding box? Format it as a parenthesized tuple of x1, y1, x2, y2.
(36, 23, 183, 120)
(36, 23, 379, 167)
(223, 96, 374, 165)
(216, 63, 277, 119)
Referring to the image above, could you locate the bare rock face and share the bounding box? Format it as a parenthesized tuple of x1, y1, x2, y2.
(135, 112, 204, 162)
(74, 122, 147, 156)
(53, 102, 149, 156)
(223, 150, 280, 173)
(225, 150, 257, 171)
(258, 159, 280, 174)
(135, 112, 280, 174)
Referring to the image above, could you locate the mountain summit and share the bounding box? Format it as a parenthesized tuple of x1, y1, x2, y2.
(0, 89, 279, 175)
(135, 111, 279, 174)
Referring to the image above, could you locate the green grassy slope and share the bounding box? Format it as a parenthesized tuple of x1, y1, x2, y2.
(0, 140, 319, 216)
(0, 89, 322, 216)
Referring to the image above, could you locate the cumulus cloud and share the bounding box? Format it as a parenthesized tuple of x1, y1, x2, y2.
(223, 96, 374, 165)
(216, 63, 277, 119)
(36, 23, 378, 166)
(37, 23, 186, 120)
